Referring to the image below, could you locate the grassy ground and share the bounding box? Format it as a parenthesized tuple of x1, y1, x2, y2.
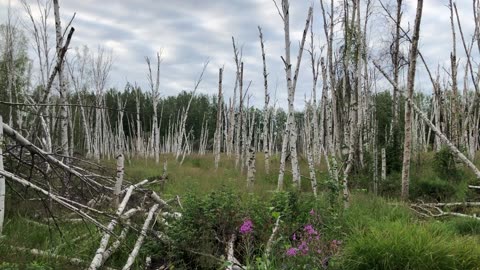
(1, 152, 480, 269)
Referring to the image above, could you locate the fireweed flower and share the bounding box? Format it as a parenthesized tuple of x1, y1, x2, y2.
(286, 247, 298, 256)
(239, 219, 253, 234)
(298, 241, 309, 255)
(309, 209, 315, 216)
(304, 224, 317, 235)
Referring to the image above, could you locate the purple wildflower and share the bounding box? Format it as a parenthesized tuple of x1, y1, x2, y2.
(298, 241, 309, 255)
(286, 247, 298, 257)
(304, 224, 317, 235)
(292, 233, 297, 241)
(239, 219, 253, 234)
(309, 209, 315, 216)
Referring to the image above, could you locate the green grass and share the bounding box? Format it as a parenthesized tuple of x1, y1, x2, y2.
(335, 220, 480, 270)
(3, 152, 480, 269)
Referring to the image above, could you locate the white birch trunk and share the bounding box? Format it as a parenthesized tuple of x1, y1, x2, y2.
(0, 116, 4, 235)
(381, 148, 386, 182)
(114, 154, 124, 207)
(258, 26, 271, 174)
(53, 0, 69, 159)
(214, 68, 223, 170)
(122, 204, 159, 270)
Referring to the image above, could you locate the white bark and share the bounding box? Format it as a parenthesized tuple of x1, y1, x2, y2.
(258, 26, 271, 174)
(214, 68, 223, 170)
(146, 52, 161, 164)
(381, 148, 386, 182)
(53, 0, 69, 159)
(401, 0, 423, 200)
(114, 153, 124, 207)
(89, 183, 143, 270)
(122, 204, 159, 270)
(0, 116, 4, 235)
(275, 1, 313, 189)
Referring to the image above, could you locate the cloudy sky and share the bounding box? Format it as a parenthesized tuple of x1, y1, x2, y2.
(0, 0, 477, 108)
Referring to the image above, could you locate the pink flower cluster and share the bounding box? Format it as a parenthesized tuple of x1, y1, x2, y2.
(285, 210, 342, 264)
(239, 219, 253, 235)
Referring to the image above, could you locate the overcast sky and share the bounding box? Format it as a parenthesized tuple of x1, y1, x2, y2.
(0, 0, 477, 108)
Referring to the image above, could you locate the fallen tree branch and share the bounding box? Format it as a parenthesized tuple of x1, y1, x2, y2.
(265, 215, 281, 258)
(89, 181, 147, 270)
(373, 61, 480, 180)
(2, 122, 112, 191)
(122, 204, 159, 270)
(0, 169, 107, 231)
(9, 246, 117, 270)
(411, 203, 480, 221)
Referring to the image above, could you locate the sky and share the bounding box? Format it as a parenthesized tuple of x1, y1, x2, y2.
(0, 0, 477, 109)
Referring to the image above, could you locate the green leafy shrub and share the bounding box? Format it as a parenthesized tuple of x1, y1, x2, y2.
(0, 262, 19, 270)
(336, 221, 480, 270)
(433, 147, 461, 181)
(411, 177, 456, 201)
(379, 172, 401, 197)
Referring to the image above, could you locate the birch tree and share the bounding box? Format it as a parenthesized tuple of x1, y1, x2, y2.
(0, 116, 4, 235)
(258, 26, 271, 174)
(214, 68, 223, 170)
(53, 0, 69, 159)
(401, 0, 423, 200)
(146, 52, 162, 164)
(274, 0, 313, 190)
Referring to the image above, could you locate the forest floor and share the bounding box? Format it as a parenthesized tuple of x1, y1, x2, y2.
(2, 153, 480, 269)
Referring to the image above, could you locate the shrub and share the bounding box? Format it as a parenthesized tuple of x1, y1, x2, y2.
(433, 147, 461, 181)
(411, 177, 456, 201)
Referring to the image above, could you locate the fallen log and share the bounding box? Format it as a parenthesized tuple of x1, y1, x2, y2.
(9, 246, 117, 270)
(122, 204, 159, 270)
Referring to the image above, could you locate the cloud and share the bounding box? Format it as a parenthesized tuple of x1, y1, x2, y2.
(0, 0, 476, 108)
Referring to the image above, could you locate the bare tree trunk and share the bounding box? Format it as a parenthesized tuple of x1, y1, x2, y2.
(53, 0, 69, 159)
(275, 0, 313, 189)
(146, 52, 162, 164)
(235, 63, 244, 169)
(214, 68, 223, 170)
(246, 110, 256, 191)
(401, 0, 423, 201)
(392, 0, 403, 132)
(308, 18, 321, 165)
(258, 26, 271, 174)
(381, 148, 386, 182)
(135, 87, 142, 156)
(304, 106, 318, 197)
(0, 116, 4, 235)
(449, 0, 459, 146)
(122, 204, 159, 270)
(114, 153, 124, 207)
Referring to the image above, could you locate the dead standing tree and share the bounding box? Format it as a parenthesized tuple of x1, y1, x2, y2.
(274, 0, 313, 190)
(401, 0, 423, 200)
(258, 26, 271, 174)
(214, 68, 224, 170)
(145, 52, 162, 164)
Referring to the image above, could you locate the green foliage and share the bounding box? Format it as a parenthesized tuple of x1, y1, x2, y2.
(433, 147, 461, 181)
(446, 217, 480, 236)
(335, 221, 480, 270)
(162, 188, 270, 269)
(0, 262, 18, 270)
(411, 177, 457, 201)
